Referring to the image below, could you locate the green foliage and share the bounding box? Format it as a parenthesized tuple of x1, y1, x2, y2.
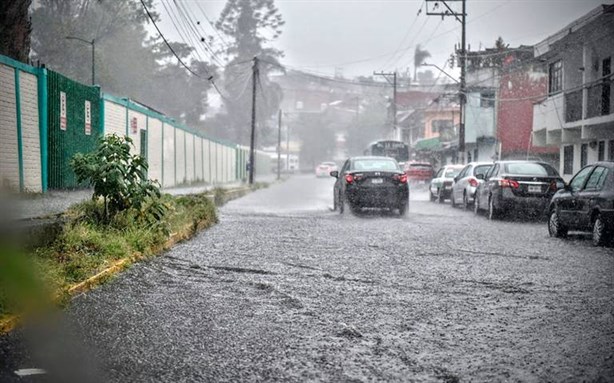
(0, 244, 49, 317)
(71, 134, 167, 228)
(215, 0, 285, 144)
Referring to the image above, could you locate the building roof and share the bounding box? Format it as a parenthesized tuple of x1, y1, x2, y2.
(534, 4, 614, 57)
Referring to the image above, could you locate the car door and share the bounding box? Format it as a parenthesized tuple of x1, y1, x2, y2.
(335, 159, 350, 203)
(576, 166, 609, 229)
(559, 166, 593, 228)
(455, 165, 471, 203)
(431, 168, 444, 195)
(482, 163, 500, 207)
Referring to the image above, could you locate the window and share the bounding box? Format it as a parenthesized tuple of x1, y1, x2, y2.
(580, 143, 588, 168)
(569, 166, 593, 191)
(563, 145, 574, 175)
(352, 159, 399, 171)
(598, 141, 605, 161)
(603, 57, 611, 116)
(480, 91, 495, 108)
(474, 165, 492, 178)
(485, 164, 499, 180)
(548, 60, 563, 95)
(584, 167, 608, 191)
(610, 140, 614, 161)
(504, 162, 558, 176)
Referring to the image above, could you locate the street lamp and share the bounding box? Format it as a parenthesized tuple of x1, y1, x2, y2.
(421, 63, 459, 84)
(65, 36, 95, 85)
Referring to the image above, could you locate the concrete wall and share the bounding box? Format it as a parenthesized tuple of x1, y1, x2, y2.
(0, 60, 43, 192)
(0, 64, 20, 190)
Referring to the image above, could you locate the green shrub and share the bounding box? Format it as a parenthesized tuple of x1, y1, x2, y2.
(71, 134, 167, 228)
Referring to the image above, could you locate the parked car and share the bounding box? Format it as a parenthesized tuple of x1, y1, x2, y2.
(331, 156, 409, 215)
(429, 164, 465, 202)
(547, 161, 614, 246)
(450, 162, 493, 209)
(474, 160, 564, 220)
(316, 161, 338, 177)
(404, 161, 434, 185)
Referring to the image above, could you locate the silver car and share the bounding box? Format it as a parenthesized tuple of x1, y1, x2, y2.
(451, 162, 493, 209)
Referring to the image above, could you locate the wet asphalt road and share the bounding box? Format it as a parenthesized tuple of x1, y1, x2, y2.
(1, 175, 613, 382)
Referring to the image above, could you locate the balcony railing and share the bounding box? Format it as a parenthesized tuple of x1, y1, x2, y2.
(564, 89, 582, 123)
(587, 81, 612, 119)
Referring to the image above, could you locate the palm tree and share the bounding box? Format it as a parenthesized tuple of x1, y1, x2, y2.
(414, 44, 431, 80)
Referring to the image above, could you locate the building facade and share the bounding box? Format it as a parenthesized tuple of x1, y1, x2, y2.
(532, 5, 614, 179)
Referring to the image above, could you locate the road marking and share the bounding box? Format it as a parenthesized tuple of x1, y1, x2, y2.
(14, 368, 47, 377)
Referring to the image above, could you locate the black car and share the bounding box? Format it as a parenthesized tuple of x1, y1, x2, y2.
(547, 161, 614, 246)
(331, 156, 409, 215)
(474, 160, 564, 219)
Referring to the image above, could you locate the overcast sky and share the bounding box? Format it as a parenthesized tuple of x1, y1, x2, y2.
(161, 0, 608, 79)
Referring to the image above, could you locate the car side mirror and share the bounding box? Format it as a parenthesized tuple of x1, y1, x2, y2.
(453, 176, 459, 182)
(476, 173, 485, 180)
(330, 170, 339, 178)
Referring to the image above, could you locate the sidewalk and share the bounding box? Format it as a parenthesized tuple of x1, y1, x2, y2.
(5, 174, 280, 221)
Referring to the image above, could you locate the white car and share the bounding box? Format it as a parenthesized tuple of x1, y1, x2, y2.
(429, 164, 465, 202)
(315, 162, 338, 177)
(450, 162, 493, 209)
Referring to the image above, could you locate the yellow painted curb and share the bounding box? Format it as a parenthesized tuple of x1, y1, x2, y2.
(0, 184, 262, 335)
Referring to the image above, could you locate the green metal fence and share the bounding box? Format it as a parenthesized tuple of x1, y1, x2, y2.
(47, 70, 100, 189)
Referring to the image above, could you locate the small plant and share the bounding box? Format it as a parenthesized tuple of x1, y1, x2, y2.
(71, 134, 167, 228)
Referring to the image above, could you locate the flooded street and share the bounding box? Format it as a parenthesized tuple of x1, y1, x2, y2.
(2, 175, 613, 382)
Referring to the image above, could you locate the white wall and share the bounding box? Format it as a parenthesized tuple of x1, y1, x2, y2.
(147, 118, 163, 185)
(0, 64, 20, 190)
(162, 123, 175, 188)
(19, 71, 42, 192)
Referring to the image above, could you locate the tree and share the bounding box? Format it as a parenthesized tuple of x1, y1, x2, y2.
(215, 0, 285, 145)
(414, 44, 431, 80)
(495, 36, 508, 51)
(294, 113, 336, 169)
(30, 0, 214, 131)
(0, 0, 32, 62)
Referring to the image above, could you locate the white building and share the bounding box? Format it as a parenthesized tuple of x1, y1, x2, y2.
(532, 4, 614, 179)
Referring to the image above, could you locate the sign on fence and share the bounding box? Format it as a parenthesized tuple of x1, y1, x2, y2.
(131, 116, 138, 134)
(60, 91, 67, 130)
(84, 100, 91, 135)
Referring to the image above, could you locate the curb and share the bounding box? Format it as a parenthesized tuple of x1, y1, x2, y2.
(0, 184, 267, 335)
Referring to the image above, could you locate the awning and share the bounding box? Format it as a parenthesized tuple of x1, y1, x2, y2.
(413, 137, 441, 151)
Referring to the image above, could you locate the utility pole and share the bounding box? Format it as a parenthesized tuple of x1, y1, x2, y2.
(286, 122, 290, 173)
(65, 36, 95, 85)
(249, 56, 258, 185)
(277, 109, 282, 180)
(425, 0, 466, 163)
(373, 71, 397, 138)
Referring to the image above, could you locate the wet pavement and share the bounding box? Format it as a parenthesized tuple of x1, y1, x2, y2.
(1, 175, 613, 382)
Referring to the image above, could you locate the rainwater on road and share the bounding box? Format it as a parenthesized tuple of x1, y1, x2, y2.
(1, 175, 613, 382)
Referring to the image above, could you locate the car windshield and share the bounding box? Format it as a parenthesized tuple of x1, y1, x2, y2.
(353, 159, 399, 171)
(504, 163, 558, 176)
(444, 168, 461, 178)
(409, 165, 432, 171)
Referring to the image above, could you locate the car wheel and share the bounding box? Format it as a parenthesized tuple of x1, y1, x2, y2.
(463, 192, 470, 210)
(548, 209, 568, 238)
(398, 202, 408, 216)
(339, 193, 345, 214)
(488, 196, 500, 220)
(333, 191, 338, 211)
(349, 202, 361, 215)
(592, 214, 610, 246)
(430, 189, 436, 202)
(474, 194, 480, 215)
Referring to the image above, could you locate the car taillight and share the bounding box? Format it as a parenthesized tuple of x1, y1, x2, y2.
(393, 174, 408, 183)
(468, 178, 478, 187)
(345, 174, 354, 184)
(499, 179, 519, 189)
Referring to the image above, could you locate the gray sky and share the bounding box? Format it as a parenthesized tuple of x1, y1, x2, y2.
(166, 0, 608, 79)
